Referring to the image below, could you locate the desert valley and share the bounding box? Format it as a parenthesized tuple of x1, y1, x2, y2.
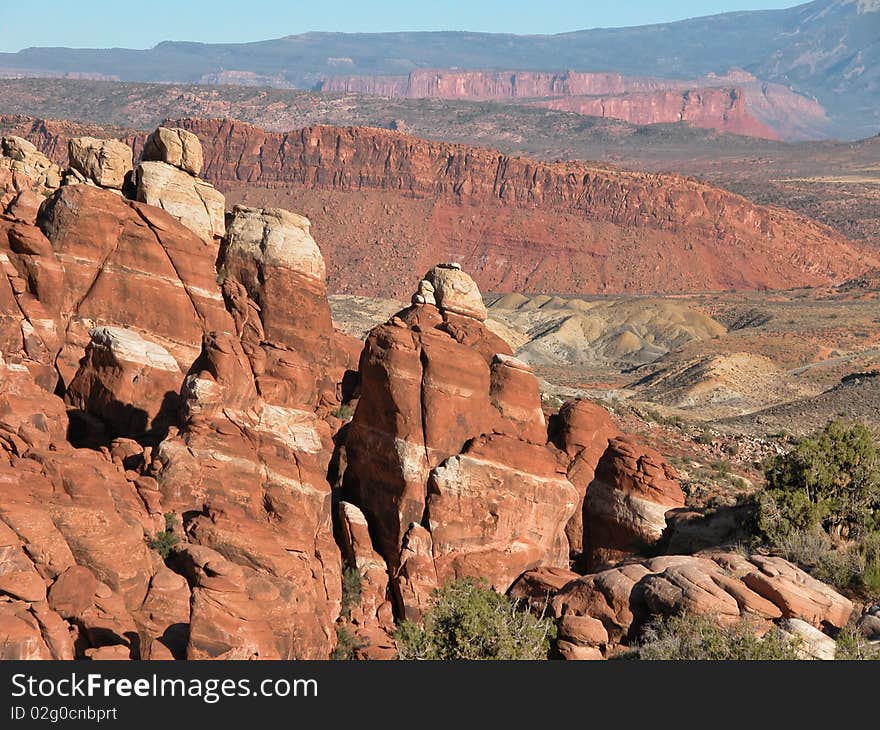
(0, 0, 879, 663)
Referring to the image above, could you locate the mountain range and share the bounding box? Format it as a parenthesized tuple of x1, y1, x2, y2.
(0, 0, 877, 138)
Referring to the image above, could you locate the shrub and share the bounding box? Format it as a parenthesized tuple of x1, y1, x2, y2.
(757, 420, 880, 544)
(331, 625, 368, 660)
(714, 460, 731, 478)
(148, 512, 179, 559)
(332, 404, 353, 420)
(394, 578, 556, 660)
(859, 532, 880, 599)
(637, 613, 801, 660)
(774, 525, 880, 595)
(834, 624, 880, 661)
(814, 548, 864, 592)
(340, 565, 363, 619)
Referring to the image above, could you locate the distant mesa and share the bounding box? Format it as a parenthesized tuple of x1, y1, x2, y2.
(317, 69, 829, 141)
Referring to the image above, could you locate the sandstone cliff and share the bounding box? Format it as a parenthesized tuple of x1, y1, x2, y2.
(2, 116, 871, 299)
(174, 118, 874, 298)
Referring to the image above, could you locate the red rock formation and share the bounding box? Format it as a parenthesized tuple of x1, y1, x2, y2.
(3, 117, 866, 297)
(552, 399, 622, 561)
(65, 327, 183, 440)
(550, 552, 853, 658)
(584, 436, 685, 570)
(171, 119, 874, 299)
(0, 353, 161, 659)
(0, 125, 860, 663)
(0, 130, 348, 660)
(343, 266, 578, 615)
(321, 69, 728, 99)
(338, 501, 393, 631)
(152, 330, 343, 658)
(26, 184, 233, 385)
(318, 69, 828, 141)
(534, 88, 780, 140)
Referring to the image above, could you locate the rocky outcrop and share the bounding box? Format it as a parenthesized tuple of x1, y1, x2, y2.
(151, 333, 342, 658)
(0, 353, 161, 659)
(220, 205, 336, 408)
(0, 125, 862, 664)
(145, 201, 349, 657)
(5, 116, 870, 298)
(550, 552, 853, 658)
(343, 267, 578, 613)
(551, 399, 622, 561)
(65, 327, 183, 440)
(584, 436, 685, 570)
(67, 136, 132, 190)
(0, 128, 351, 660)
(130, 131, 223, 242)
(424, 263, 488, 321)
(174, 119, 874, 298)
(26, 183, 233, 385)
(533, 87, 780, 140)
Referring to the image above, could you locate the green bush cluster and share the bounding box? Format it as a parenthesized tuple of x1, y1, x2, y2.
(332, 404, 354, 421)
(148, 512, 180, 559)
(757, 420, 880, 541)
(755, 421, 880, 599)
(331, 625, 368, 661)
(636, 613, 802, 661)
(340, 565, 363, 619)
(395, 578, 555, 660)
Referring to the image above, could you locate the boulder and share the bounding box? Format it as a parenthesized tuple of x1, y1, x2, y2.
(67, 137, 132, 190)
(780, 618, 837, 660)
(142, 127, 204, 176)
(742, 555, 854, 629)
(4, 190, 44, 224)
(1, 136, 39, 163)
(134, 160, 225, 242)
(509, 566, 580, 613)
(424, 263, 488, 321)
(858, 605, 880, 641)
(0, 136, 61, 210)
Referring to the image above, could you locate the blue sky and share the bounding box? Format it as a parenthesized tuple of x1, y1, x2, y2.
(0, 0, 802, 53)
